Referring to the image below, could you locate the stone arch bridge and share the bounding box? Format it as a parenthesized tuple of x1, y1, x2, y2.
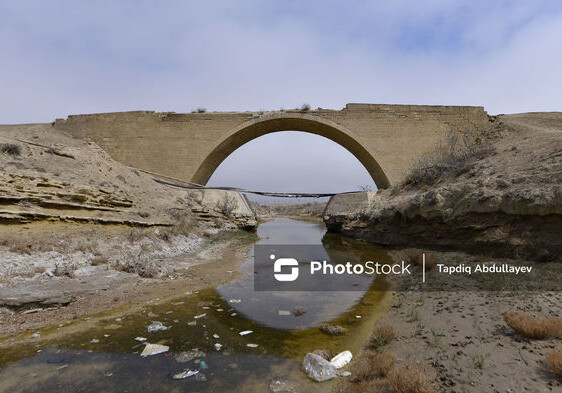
(54, 104, 490, 189)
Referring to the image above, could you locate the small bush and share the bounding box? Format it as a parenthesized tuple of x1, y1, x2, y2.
(404, 130, 494, 186)
(299, 103, 311, 112)
(0, 143, 21, 156)
(369, 324, 395, 348)
(504, 311, 562, 339)
(409, 250, 437, 270)
(387, 365, 436, 393)
(216, 193, 238, 216)
(116, 259, 159, 278)
(547, 347, 562, 376)
(196, 108, 207, 113)
(168, 210, 196, 236)
(368, 351, 395, 376)
(351, 358, 375, 382)
(53, 263, 76, 278)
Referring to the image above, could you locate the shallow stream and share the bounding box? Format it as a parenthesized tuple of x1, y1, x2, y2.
(0, 218, 393, 392)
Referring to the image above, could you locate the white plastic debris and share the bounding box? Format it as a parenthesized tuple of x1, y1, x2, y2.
(278, 310, 291, 316)
(135, 337, 147, 342)
(194, 314, 206, 319)
(329, 351, 353, 369)
(246, 343, 259, 348)
(169, 368, 199, 380)
(140, 343, 169, 357)
(239, 330, 253, 336)
(228, 299, 241, 303)
(214, 343, 222, 351)
(147, 321, 167, 333)
(213, 334, 220, 339)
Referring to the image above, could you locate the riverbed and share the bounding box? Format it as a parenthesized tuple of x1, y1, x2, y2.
(0, 218, 393, 392)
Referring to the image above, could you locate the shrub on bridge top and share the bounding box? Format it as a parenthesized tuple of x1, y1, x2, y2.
(403, 130, 494, 187)
(299, 103, 311, 112)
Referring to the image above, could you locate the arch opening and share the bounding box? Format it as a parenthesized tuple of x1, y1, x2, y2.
(192, 114, 390, 190)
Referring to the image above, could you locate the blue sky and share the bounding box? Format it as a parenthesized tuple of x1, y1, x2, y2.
(1, 1, 561, 194)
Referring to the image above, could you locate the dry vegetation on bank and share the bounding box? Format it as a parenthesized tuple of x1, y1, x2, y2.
(504, 311, 562, 339)
(334, 321, 437, 393)
(327, 114, 562, 262)
(402, 129, 495, 188)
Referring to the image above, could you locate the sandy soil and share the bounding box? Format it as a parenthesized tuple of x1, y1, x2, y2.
(334, 249, 562, 393)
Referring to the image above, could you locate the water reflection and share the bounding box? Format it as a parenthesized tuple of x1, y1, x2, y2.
(217, 218, 385, 329)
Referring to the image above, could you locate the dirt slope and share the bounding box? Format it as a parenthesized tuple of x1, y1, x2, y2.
(325, 112, 562, 261)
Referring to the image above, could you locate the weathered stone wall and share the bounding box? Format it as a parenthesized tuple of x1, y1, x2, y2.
(54, 104, 491, 188)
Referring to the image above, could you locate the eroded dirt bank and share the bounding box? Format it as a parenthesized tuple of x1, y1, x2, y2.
(324, 113, 562, 261)
(0, 122, 259, 336)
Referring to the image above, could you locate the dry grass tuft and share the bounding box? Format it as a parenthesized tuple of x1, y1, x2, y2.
(115, 258, 160, 278)
(387, 365, 436, 393)
(0, 143, 21, 156)
(369, 324, 395, 348)
(368, 351, 396, 376)
(504, 311, 562, 339)
(409, 250, 437, 270)
(546, 347, 562, 377)
(168, 210, 197, 237)
(350, 358, 375, 382)
(53, 263, 76, 278)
